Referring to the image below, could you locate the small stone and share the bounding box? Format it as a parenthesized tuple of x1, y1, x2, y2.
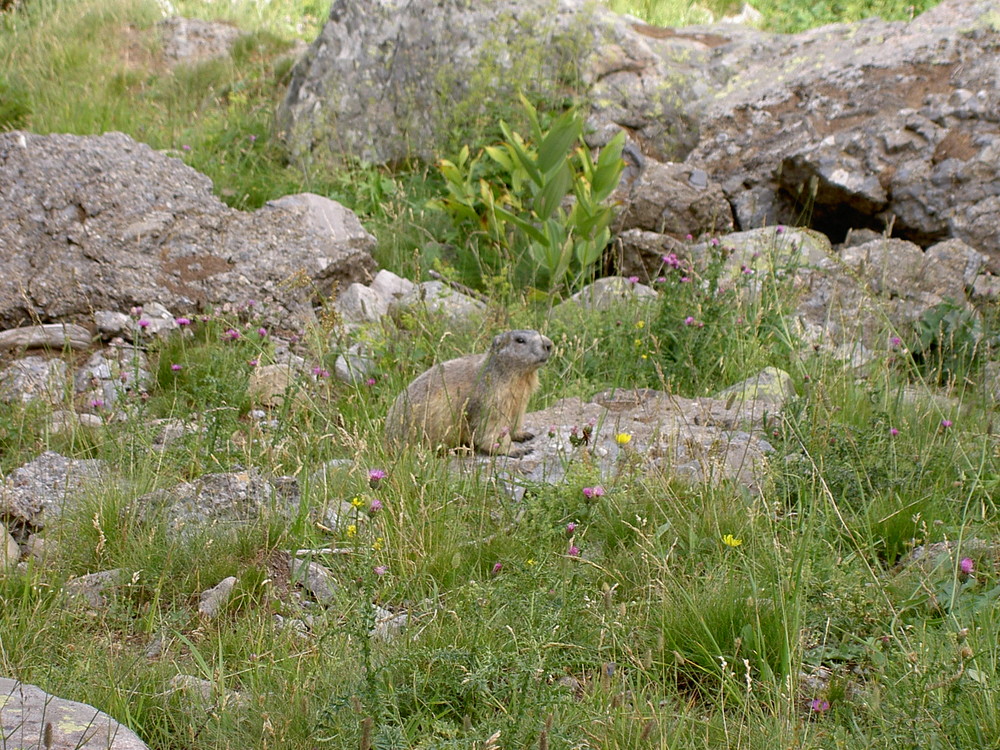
(65, 569, 122, 609)
(1, 523, 20, 569)
(198, 575, 238, 618)
(334, 342, 376, 383)
(293, 558, 338, 605)
(248, 363, 295, 407)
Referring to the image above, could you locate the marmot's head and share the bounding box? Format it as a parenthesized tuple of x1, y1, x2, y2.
(490, 330, 553, 370)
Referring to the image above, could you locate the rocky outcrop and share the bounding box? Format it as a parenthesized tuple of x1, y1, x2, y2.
(686, 0, 1000, 268)
(0, 131, 376, 331)
(276, 0, 703, 166)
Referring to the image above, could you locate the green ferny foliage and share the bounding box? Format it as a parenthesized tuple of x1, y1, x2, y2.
(430, 96, 625, 295)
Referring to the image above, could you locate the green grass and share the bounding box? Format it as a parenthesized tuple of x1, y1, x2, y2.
(7, 0, 997, 748)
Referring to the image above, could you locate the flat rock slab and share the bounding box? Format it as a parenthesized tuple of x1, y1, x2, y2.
(0, 677, 148, 749)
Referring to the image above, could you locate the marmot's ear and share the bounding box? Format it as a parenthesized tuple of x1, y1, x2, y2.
(492, 333, 505, 349)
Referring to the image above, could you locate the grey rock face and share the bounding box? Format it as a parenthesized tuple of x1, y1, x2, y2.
(277, 0, 700, 165)
(686, 0, 1000, 267)
(0, 451, 105, 530)
(0, 323, 92, 351)
(137, 469, 300, 533)
(0, 356, 68, 405)
(0, 677, 148, 750)
(0, 131, 376, 331)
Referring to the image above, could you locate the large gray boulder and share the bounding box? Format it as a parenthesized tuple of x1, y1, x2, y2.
(276, 0, 705, 166)
(686, 0, 1000, 268)
(0, 131, 376, 331)
(0, 677, 148, 749)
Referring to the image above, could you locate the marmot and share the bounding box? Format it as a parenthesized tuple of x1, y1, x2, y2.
(385, 330, 553, 456)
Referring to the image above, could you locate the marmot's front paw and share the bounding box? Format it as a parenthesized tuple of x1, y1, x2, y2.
(511, 430, 534, 443)
(505, 445, 534, 458)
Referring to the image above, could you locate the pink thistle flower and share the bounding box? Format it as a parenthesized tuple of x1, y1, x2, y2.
(248, 359, 259, 367)
(960, 557, 974, 575)
(374, 565, 388, 577)
(710, 237, 720, 247)
(566, 522, 577, 534)
(90, 399, 105, 409)
(568, 545, 581, 557)
(685, 233, 693, 241)
(257, 327, 268, 338)
(175, 317, 191, 326)
(684, 316, 697, 326)
(582, 486, 605, 499)
(171, 363, 182, 371)
(369, 498, 383, 513)
(365, 377, 377, 386)
(182, 144, 192, 151)
(662, 253, 681, 269)
(491, 562, 503, 575)
(890, 336, 902, 348)
(628, 275, 640, 284)
(776, 225, 785, 234)
(223, 328, 241, 341)
(312, 366, 330, 378)
(656, 276, 667, 283)
(941, 419, 953, 429)
(137, 319, 150, 329)
(889, 427, 899, 436)
(368, 468, 387, 488)
(809, 698, 829, 712)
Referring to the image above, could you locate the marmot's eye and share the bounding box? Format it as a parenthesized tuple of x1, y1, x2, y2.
(515, 336, 526, 344)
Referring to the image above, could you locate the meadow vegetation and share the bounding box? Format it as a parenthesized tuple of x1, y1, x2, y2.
(6, 0, 1000, 749)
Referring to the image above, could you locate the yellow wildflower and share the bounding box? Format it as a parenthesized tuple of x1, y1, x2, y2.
(350, 496, 364, 509)
(615, 432, 632, 445)
(346, 524, 357, 538)
(722, 534, 742, 547)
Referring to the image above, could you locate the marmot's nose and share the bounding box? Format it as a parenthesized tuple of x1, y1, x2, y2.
(542, 339, 553, 353)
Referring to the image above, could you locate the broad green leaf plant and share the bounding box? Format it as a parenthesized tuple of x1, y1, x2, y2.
(430, 96, 625, 295)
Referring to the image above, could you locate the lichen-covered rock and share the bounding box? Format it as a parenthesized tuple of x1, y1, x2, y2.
(277, 0, 702, 165)
(686, 0, 1000, 267)
(0, 677, 149, 750)
(0, 451, 106, 530)
(0, 356, 68, 405)
(0, 131, 376, 331)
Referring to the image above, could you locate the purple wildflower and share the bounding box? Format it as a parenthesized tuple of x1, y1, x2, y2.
(368, 468, 387, 488)
(960, 557, 974, 575)
(374, 565, 388, 576)
(369, 498, 383, 514)
(809, 698, 829, 713)
(890, 427, 899, 436)
(568, 545, 581, 557)
(941, 419, 953, 429)
(257, 327, 268, 338)
(492, 562, 503, 575)
(223, 328, 241, 341)
(171, 363, 182, 371)
(137, 319, 150, 329)
(566, 522, 577, 535)
(175, 317, 191, 326)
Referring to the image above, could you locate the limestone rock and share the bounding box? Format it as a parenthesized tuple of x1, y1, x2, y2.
(278, 0, 701, 165)
(1, 523, 19, 570)
(0, 451, 106, 529)
(458, 387, 779, 494)
(137, 470, 300, 533)
(391, 281, 486, 323)
(65, 569, 123, 609)
(686, 0, 1000, 267)
(334, 342, 376, 384)
(157, 16, 241, 66)
(0, 677, 148, 750)
(292, 558, 338, 604)
(556, 276, 658, 314)
(198, 576, 238, 618)
(0, 132, 376, 331)
(0, 356, 68, 405)
(0, 323, 92, 351)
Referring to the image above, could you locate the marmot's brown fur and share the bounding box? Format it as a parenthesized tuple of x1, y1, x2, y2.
(384, 330, 553, 456)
